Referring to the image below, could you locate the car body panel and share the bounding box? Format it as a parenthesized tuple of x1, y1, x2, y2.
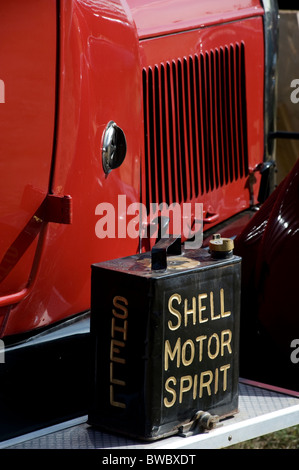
(126, 0, 264, 39)
(1, 0, 265, 337)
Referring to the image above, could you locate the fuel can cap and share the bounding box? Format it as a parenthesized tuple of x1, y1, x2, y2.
(209, 234, 234, 259)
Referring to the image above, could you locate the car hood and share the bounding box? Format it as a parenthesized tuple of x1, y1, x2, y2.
(125, 0, 264, 39)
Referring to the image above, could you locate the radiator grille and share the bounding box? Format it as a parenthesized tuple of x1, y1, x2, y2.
(142, 42, 249, 211)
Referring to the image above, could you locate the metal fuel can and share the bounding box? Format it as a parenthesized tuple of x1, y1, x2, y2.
(88, 236, 241, 440)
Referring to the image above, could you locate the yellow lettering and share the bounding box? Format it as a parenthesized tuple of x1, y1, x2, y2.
(193, 373, 198, 399)
(208, 333, 220, 360)
(168, 294, 182, 330)
(184, 297, 196, 326)
(199, 370, 213, 397)
(210, 291, 220, 320)
(164, 376, 177, 407)
(221, 329, 232, 356)
(110, 362, 125, 386)
(198, 293, 208, 323)
(111, 317, 128, 340)
(195, 335, 207, 362)
(220, 364, 230, 391)
(182, 339, 195, 366)
(110, 296, 128, 409)
(220, 289, 231, 317)
(179, 375, 192, 403)
(164, 338, 181, 371)
(110, 385, 126, 408)
(110, 339, 126, 364)
(112, 296, 128, 319)
(163, 363, 233, 409)
(214, 367, 219, 394)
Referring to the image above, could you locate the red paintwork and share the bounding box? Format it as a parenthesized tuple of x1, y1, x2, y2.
(0, 0, 56, 298)
(0, 0, 142, 336)
(140, 16, 264, 233)
(0, 0, 265, 337)
(127, 0, 263, 39)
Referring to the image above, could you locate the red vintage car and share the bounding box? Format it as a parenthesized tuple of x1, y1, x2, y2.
(0, 0, 279, 440)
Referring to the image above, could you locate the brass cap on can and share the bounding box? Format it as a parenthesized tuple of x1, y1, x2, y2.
(209, 234, 234, 257)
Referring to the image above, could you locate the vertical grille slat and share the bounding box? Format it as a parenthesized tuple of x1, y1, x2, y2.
(173, 60, 185, 202)
(215, 48, 225, 187)
(210, 49, 220, 189)
(181, 58, 192, 201)
(195, 53, 206, 195)
(240, 42, 249, 177)
(200, 53, 210, 193)
(142, 42, 249, 211)
(236, 43, 244, 178)
(188, 55, 200, 198)
(154, 65, 165, 205)
(220, 46, 230, 185)
(165, 62, 176, 204)
(142, 68, 150, 211)
(230, 44, 240, 180)
(226, 45, 235, 182)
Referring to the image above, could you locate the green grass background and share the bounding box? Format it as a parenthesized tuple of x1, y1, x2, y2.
(228, 425, 299, 449)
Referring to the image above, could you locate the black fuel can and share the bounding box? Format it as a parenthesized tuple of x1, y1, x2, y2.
(88, 237, 241, 440)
